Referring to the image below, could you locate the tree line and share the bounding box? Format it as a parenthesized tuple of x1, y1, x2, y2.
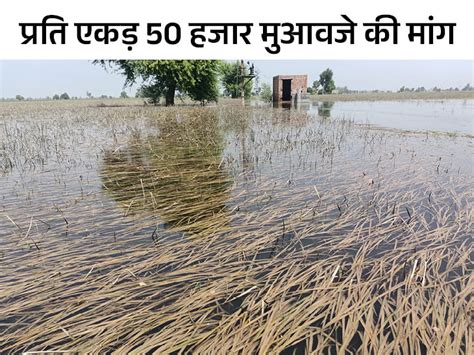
(11, 91, 131, 101)
(98, 60, 256, 106)
(97, 61, 342, 105)
(9, 61, 473, 103)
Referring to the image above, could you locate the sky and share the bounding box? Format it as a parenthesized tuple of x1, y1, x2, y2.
(0, 60, 473, 98)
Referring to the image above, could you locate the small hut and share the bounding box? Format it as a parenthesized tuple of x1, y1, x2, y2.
(272, 75, 308, 102)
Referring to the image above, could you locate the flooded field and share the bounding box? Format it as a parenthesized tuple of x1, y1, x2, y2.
(308, 99, 474, 135)
(0, 99, 472, 353)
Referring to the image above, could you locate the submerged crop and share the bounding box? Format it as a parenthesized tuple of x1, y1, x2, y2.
(0, 100, 472, 353)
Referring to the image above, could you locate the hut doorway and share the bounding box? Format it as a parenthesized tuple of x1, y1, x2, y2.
(282, 79, 292, 101)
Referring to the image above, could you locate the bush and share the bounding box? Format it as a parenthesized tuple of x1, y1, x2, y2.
(260, 83, 272, 102)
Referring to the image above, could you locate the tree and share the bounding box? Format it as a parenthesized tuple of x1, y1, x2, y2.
(185, 60, 220, 105)
(312, 80, 320, 93)
(120, 90, 128, 98)
(318, 68, 336, 94)
(60, 92, 70, 100)
(336, 86, 350, 94)
(260, 83, 272, 102)
(136, 84, 162, 105)
(53, 94, 60, 100)
(96, 60, 221, 106)
(220, 61, 253, 99)
(15, 95, 25, 101)
(86, 91, 93, 99)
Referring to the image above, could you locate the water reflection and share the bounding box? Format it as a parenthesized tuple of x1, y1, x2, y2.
(315, 101, 334, 118)
(308, 99, 474, 134)
(100, 111, 233, 235)
(273, 101, 311, 112)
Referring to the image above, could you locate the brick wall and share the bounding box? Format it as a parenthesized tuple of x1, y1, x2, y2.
(272, 75, 308, 101)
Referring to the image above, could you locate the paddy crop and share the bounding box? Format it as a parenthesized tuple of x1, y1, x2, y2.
(0, 100, 472, 353)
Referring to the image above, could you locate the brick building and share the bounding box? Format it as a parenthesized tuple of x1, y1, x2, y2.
(272, 75, 308, 102)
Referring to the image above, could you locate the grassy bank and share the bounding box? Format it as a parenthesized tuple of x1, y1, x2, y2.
(310, 90, 474, 102)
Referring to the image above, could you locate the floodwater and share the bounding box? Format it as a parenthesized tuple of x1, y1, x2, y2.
(0, 99, 472, 352)
(306, 99, 474, 135)
(0, 99, 471, 270)
(0, 98, 472, 242)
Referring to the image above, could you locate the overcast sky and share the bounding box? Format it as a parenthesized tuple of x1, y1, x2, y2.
(0, 60, 472, 98)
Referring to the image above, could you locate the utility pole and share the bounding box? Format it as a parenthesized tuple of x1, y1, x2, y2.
(254, 70, 259, 95)
(239, 60, 256, 106)
(239, 60, 245, 106)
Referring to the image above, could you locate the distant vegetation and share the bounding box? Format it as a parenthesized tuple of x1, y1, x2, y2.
(306, 84, 474, 96)
(220, 61, 253, 99)
(97, 60, 221, 106)
(398, 83, 473, 93)
(2, 60, 473, 103)
(260, 83, 273, 102)
(312, 68, 336, 94)
(7, 91, 130, 102)
(310, 90, 474, 102)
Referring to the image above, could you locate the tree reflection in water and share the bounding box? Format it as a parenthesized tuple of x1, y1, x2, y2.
(317, 101, 334, 118)
(100, 109, 233, 235)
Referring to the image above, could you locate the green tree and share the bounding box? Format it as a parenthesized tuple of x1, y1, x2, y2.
(186, 60, 220, 105)
(53, 94, 60, 100)
(136, 84, 162, 105)
(318, 69, 336, 94)
(15, 95, 25, 101)
(260, 83, 272, 102)
(220, 61, 253, 99)
(96, 60, 221, 106)
(60, 92, 70, 100)
(120, 90, 128, 98)
(312, 80, 320, 93)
